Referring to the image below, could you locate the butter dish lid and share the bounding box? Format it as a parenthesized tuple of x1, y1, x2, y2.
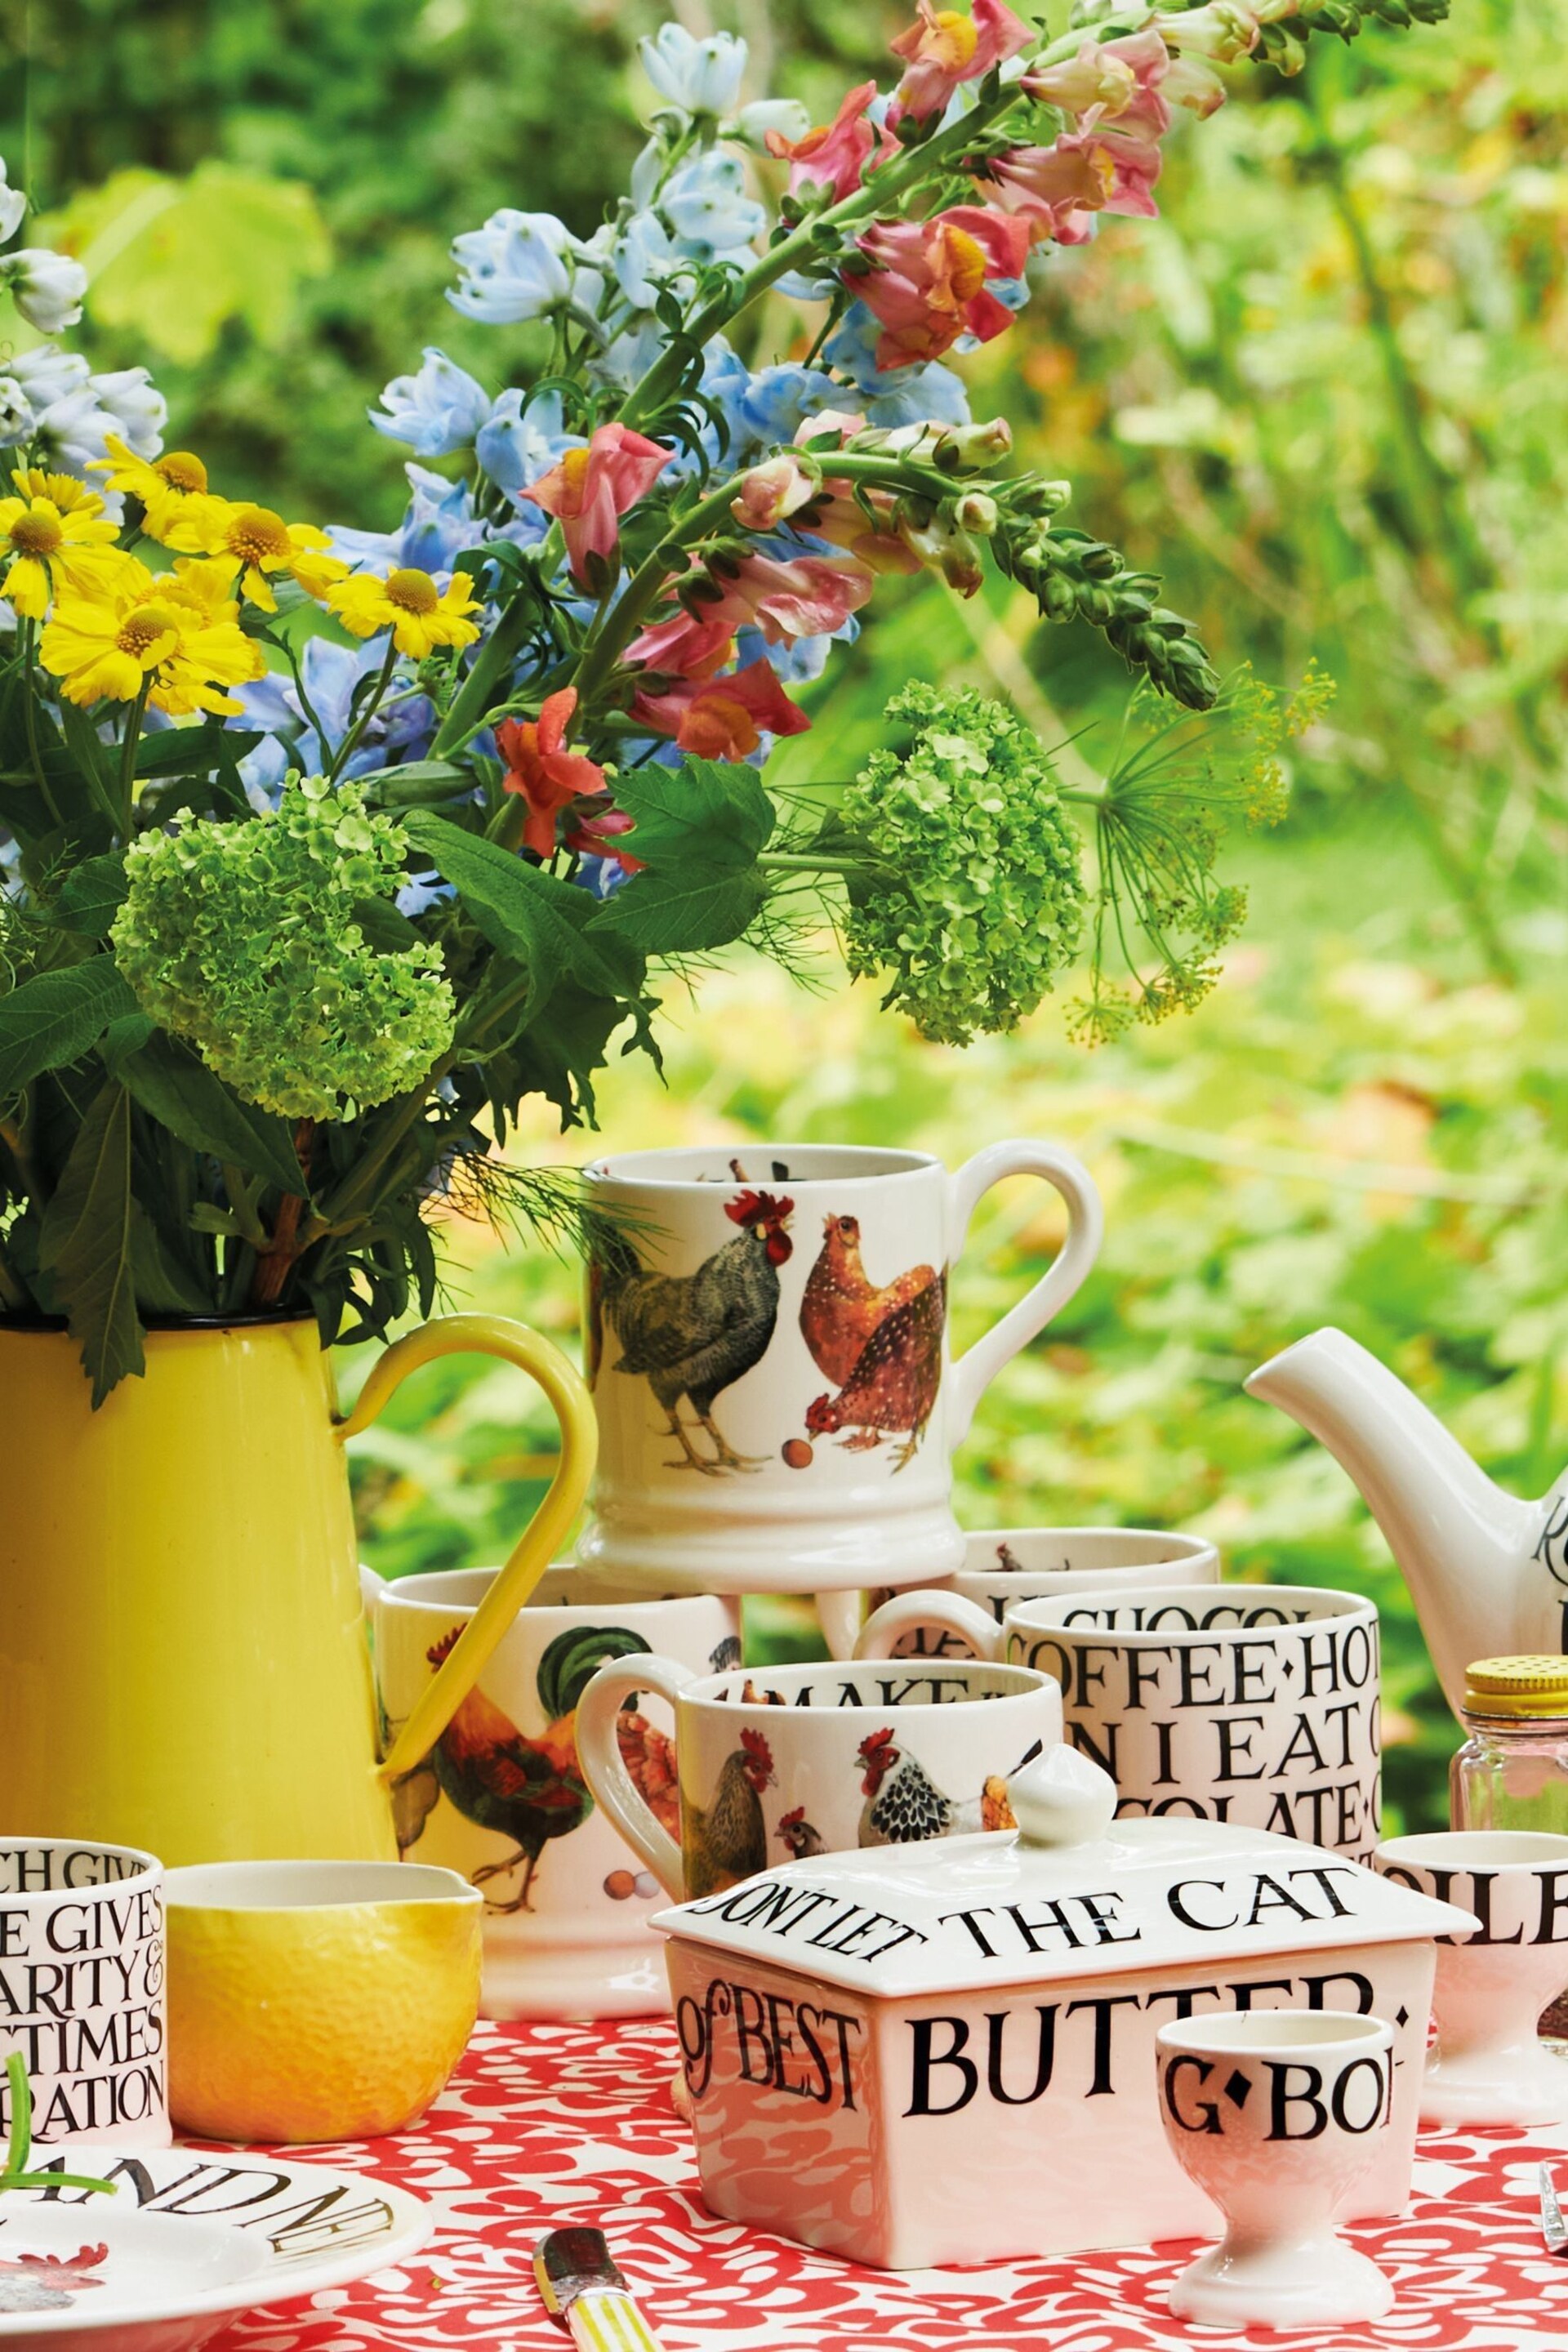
(651, 1748, 1476, 2001)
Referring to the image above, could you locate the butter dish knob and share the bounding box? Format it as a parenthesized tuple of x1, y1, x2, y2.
(1009, 1744, 1118, 1847)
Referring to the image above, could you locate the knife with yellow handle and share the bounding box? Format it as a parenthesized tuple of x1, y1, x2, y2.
(534, 2229, 667, 2350)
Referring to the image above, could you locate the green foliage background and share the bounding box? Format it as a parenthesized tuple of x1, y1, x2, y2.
(10, 0, 1568, 1830)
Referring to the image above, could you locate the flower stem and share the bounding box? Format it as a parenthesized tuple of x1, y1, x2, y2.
(118, 676, 151, 834)
(17, 623, 65, 830)
(248, 1118, 318, 1308)
(327, 636, 398, 783)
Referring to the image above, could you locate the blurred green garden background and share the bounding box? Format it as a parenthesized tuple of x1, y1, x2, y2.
(11, 0, 1568, 1828)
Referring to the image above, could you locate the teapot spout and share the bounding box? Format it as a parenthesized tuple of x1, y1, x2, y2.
(1245, 1327, 1540, 1713)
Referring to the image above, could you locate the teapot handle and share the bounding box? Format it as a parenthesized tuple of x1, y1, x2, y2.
(335, 1312, 598, 1787)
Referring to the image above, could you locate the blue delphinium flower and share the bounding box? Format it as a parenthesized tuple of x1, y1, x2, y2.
(740, 363, 850, 457)
(448, 211, 574, 324)
(612, 212, 693, 312)
(370, 349, 492, 457)
(331, 464, 484, 575)
(694, 340, 755, 466)
(822, 304, 973, 427)
(573, 853, 635, 902)
(475, 389, 580, 497)
(660, 150, 765, 262)
(232, 640, 436, 800)
(736, 621, 858, 687)
(639, 24, 748, 117)
(594, 314, 668, 394)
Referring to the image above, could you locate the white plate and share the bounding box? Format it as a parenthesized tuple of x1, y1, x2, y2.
(0, 2144, 430, 2349)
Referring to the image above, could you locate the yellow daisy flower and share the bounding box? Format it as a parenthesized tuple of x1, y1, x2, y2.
(163, 492, 347, 610)
(326, 565, 483, 660)
(91, 436, 212, 542)
(0, 470, 124, 620)
(40, 559, 266, 715)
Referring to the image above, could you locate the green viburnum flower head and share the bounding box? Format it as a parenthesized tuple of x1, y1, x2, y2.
(838, 684, 1086, 1047)
(110, 775, 457, 1122)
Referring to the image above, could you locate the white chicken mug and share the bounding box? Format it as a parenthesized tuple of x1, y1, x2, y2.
(366, 1564, 739, 2019)
(575, 1654, 1063, 1900)
(576, 1141, 1103, 1650)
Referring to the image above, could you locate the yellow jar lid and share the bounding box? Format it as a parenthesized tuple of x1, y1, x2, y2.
(1464, 1655, 1568, 1717)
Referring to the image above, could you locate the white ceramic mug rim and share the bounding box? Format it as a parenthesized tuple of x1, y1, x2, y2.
(586, 1143, 941, 1192)
(376, 1564, 731, 1621)
(165, 1859, 480, 1913)
(0, 1838, 160, 1907)
(1378, 1829, 1568, 1870)
(1156, 2010, 1393, 2059)
(961, 1527, 1216, 1566)
(673, 1659, 1055, 1715)
(1009, 1584, 1376, 1642)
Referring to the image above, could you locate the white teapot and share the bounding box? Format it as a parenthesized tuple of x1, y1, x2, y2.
(1247, 1325, 1568, 1716)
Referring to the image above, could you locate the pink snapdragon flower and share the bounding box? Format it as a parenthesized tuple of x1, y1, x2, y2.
(766, 82, 888, 202)
(632, 657, 813, 760)
(984, 124, 1163, 242)
(519, 421, 669, 586)
(627, 552, 875, 680)
(568, 807, 644, 871)
(889, 0, 1031, 122)
(497, 688, 607, 858)
(983, 144, 1102, 243)
(1022, 39, 1140, 120)
(730, 453, 820, 532)
(853, 205, 1031, 368)
(1055, 125, 1163, 220)
(803, 484, 924, 577)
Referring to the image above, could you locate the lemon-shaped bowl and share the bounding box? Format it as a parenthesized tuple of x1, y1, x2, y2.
(167, 1859, 482, 2144)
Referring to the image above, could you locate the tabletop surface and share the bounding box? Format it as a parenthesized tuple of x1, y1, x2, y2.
(205, 2016, 1568, 2351)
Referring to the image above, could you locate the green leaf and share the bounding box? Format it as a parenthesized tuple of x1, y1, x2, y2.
(0, 960, 138, 1099)
(100, 1013, 155, 1067)
(38, 163, 332, 365)
(510, 977, 637, 1127)
(350, 896, 423, 954)
(38, 1082, 144, 1408)
(136, 721, 261, 778)
(117, 1032, 307, 1195)
(608, 757, 775, 873)
(587, 865, 769, 954)
(188, 1203, 243, 1239)
(130, 1205, 212, 1316)
(403, 812, 639, 1009)
(56, 854, 131, 938)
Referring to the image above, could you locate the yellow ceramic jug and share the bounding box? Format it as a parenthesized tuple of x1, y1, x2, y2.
(0, 1312, 596, 1867)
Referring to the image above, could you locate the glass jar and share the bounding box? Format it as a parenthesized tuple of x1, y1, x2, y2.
(1451, 1655, 1568, 1837)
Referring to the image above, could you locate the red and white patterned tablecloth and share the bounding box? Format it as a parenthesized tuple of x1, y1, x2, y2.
(207, 2018, 1568, 2350)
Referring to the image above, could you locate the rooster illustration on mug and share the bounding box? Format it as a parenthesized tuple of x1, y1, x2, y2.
(594, 1188, 795, 1474)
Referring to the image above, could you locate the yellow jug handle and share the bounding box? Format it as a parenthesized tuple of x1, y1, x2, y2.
(333, 1311, 598, 1788)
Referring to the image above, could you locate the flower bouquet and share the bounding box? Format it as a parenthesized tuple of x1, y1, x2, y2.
(0, 0, 1437, 1401)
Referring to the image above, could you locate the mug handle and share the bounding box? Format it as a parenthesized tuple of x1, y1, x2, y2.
(575, 1654, 693, 1899)
(946, 1140, 1103, 1446)
(335, 1312, 599, 1788)
(855, 1589, 1004, 1662)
